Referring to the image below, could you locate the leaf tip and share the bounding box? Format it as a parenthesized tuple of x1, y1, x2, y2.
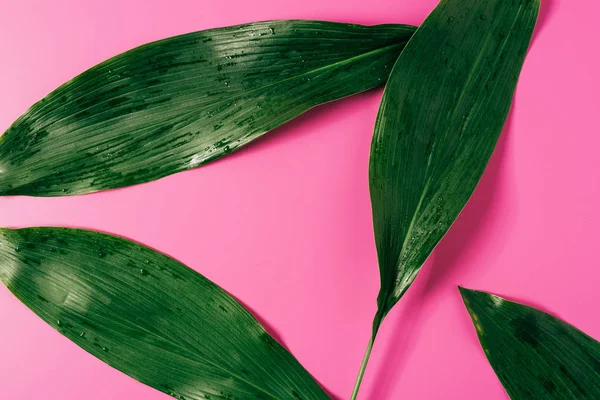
(458, 287, 490, 335)
(458, 285, 478, 305)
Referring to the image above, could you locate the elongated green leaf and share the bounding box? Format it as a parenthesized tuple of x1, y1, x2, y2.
(369, 0, 539, 321)
(460, 287, 600, 399)
(0, 21, 415, 197)
(0, 227, 328, 400)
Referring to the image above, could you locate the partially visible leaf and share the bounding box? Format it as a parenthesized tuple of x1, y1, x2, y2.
(460, 287, 600, 399)
(369, 0, 539, 322)
(0, 20, 415, 196)
(0, 227, 329, 400)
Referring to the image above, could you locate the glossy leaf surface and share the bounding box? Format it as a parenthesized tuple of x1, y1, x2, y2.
(0, 227, 329, 400)
(369, 0, 539, 319)
(0, 21, 415, 196)
(460, 287, 600, 399)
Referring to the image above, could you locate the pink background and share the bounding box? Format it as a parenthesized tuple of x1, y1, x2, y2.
(0, 0, 598, 399)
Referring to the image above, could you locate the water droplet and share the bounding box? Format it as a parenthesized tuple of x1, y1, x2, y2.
(102, 347, 108, 352)
(224, 81, 229, 86)
(57, 320, 62, 326)
(269, 27, 275, 35)
(15, 246, 20, 252)
(80, 332, 86, 337)
(140, 269, 149, 276)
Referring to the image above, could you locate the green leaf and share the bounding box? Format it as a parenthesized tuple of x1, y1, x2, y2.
(0, 21, 415, 197)
(0, 227, 329, 400)
(369, 0, 539, 320)
(460, 287, 600, 399)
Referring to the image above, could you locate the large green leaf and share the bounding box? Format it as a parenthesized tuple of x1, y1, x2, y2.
(369, 0, 539, 322)
(460, 287, 600, 399)
(0, 227, 329, 400)
(0, 21, 415, 196)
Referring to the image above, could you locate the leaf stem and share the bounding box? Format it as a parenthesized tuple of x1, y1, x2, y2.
(350, 333, 375, 400)
(350, 311, 384, 400)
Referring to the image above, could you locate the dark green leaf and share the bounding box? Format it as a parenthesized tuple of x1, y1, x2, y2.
(460, 287, 600, 399)
(369, 0, 539, 320)
(0, 227, 328, 400)
(0, 21, 415, 196)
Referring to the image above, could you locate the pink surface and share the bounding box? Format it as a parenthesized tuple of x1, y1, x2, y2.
(0, 0, 598, 399)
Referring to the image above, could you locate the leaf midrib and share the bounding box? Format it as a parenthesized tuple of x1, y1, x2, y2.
(5, 42, 408, 192)
(388, 3, 527, 303)
(32, 41, 406, 142)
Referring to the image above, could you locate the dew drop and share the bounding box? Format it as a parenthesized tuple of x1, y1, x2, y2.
(80, 332, 86, 337)
(140, 269, 149, 276)
(15, 246, 20, 252)
(102, 347, 108, 352)
(57, 320, 62, 326)
(269, 27, 275, 35)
